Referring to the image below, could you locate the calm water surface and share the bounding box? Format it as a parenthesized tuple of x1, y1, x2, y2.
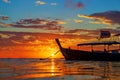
(0, 58, 120, 80)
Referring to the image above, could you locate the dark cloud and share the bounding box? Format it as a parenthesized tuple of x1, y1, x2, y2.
(116, 27, 120, 29)
(90, 11, 120, 25)
(0, 15, 11, 27)
(101, 28, 120, 35)
(65, 28, 120, 38)
(15, 18, 46, 24)
(65, 29, 99, 37)
(65, 29, 94, 33)
(0, 15, 9, 20)
(64, 0, 84, 9)
(76, 2, 84, 8)
(12, 18, 63, 31)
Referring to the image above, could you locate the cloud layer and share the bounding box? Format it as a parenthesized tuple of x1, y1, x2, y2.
(0, 28, 119, 47)
(90, 11, 120, 25)
(78, 11, 120, 25)
(12, 18, 65, 31)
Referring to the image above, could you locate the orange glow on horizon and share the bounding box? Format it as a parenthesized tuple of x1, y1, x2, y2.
(2, 36, 118, 58)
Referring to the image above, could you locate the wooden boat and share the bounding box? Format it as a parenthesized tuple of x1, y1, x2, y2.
(55, 38, 120, 61)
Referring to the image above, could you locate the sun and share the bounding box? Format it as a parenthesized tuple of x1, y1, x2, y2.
(51, 53, 55, 58)
(46, 47, 58, 58)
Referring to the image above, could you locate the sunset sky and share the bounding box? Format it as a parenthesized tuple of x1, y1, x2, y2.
(0, 0, 120, 58)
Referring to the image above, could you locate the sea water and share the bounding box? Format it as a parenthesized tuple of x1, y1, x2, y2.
(0, 58, 120, 80)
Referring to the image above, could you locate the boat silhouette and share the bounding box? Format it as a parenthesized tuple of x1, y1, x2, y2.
(55, 38, 120, 61)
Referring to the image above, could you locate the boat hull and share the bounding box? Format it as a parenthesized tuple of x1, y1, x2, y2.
(61, 48, 120, 61)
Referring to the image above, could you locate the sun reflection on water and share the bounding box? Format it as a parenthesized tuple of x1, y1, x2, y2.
(0, 59, 120, 80)
(51, 59, 55, 76)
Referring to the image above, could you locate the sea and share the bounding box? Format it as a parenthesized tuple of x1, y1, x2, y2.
(0, 58, 120, 80)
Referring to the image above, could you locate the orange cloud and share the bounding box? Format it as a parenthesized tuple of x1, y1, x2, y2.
(101, 20, 112, 25)
(78, 11, 120, 26)
(35, 0, 46, 6)
(78, 14, 112, 25)
(89, 21, 101, 24)
(74, 19, 83, 23)
(0, 22, 12, 27)
(57, 20, 66, 24)
(0, 33, 11, 38)
(89, 16, 112, 25)
(77, 14, 94, 19)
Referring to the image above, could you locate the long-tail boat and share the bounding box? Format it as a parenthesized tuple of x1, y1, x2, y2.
(55, 31, 120, 61)
(55, 38, 120, 61)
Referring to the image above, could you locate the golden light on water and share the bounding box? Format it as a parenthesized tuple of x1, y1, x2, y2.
(51, 59, 55, 76)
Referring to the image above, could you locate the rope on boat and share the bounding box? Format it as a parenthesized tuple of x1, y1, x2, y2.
(40, 50, 60, 60)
